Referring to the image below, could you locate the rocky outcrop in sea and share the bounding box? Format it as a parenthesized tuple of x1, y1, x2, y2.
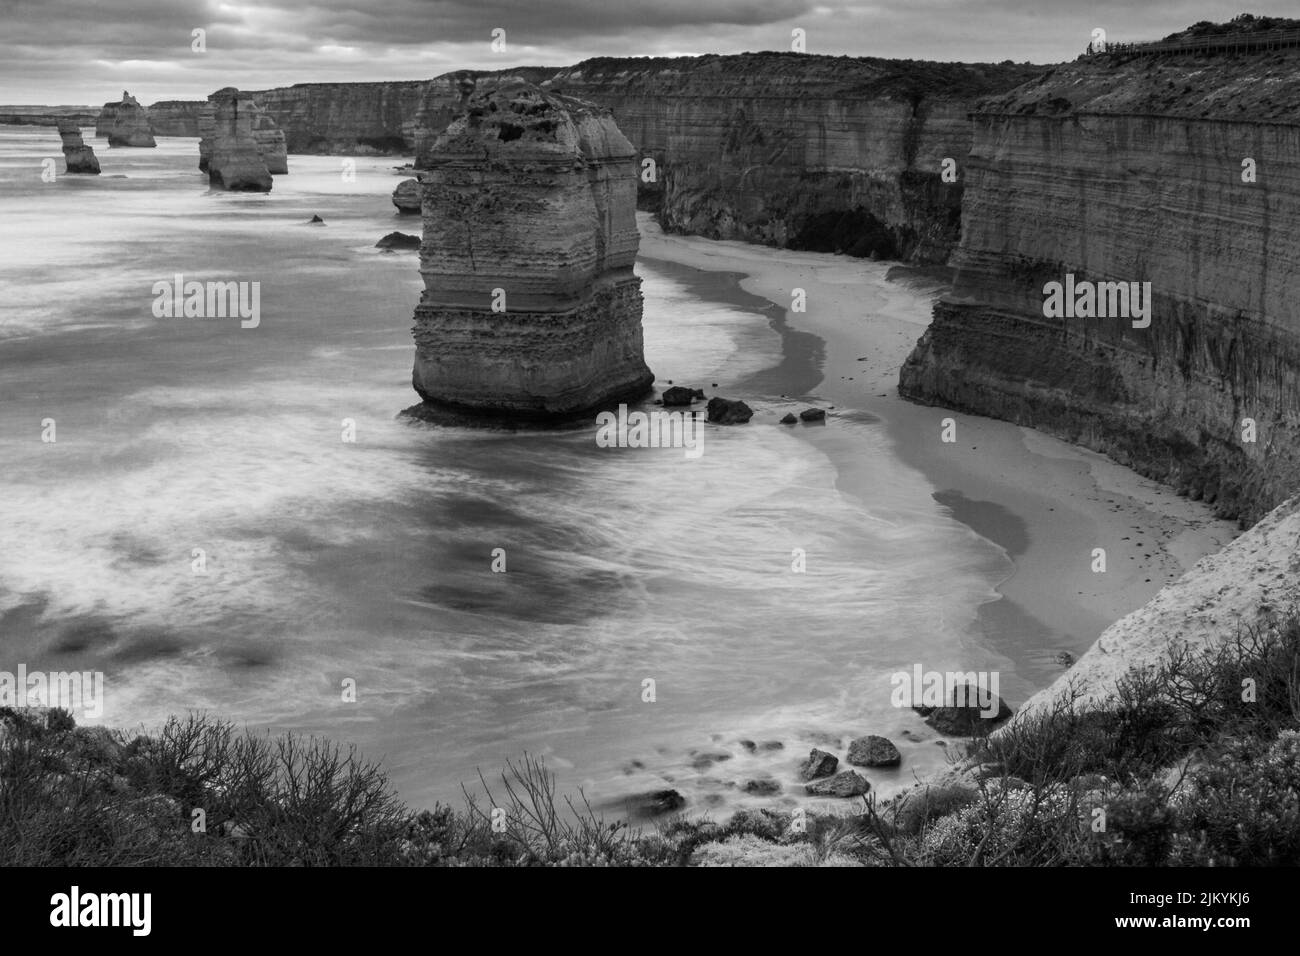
(57, 120, 99, 174)
(409, 79, 653, 417)
(105, 91, 156, 147)
(206, 89, 272, 192)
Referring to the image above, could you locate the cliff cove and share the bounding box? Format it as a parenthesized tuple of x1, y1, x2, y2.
(3, 10, 1300, 877)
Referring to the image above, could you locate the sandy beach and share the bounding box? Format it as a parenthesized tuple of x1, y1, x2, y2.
(637, 213, 1240, 707)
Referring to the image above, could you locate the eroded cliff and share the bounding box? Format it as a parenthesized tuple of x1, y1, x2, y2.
(249, 81, 431, 154)
(538, 55, 1041, 263)
(410, 80, 653, 417)
(900, 47, 1300, 526)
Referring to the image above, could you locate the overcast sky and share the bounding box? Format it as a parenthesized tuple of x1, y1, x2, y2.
(0, 0, 1258, 104)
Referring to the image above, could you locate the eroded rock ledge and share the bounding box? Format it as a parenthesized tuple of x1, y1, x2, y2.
(410, 79, 653, 418)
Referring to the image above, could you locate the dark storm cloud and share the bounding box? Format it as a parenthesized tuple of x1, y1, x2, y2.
(0, 0, 1259, 103)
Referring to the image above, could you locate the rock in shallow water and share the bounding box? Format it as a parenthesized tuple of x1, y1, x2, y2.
(805, 770, 870, 797)
(376, 231, 420, 250)
(847, 734, 901, 767)
(392, 177, 421, 213)
(797, 748, 838, 781)
(706, 397, 754, 424)
(799, 407, 827, 422)
(661, 385, 703, 406)
(915, 684, 1013, 737)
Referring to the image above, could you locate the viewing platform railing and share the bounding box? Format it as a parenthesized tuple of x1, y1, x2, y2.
(1087, 27, 1300, 57)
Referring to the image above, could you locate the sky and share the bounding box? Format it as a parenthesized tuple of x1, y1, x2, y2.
(0, 0, 1266, 104)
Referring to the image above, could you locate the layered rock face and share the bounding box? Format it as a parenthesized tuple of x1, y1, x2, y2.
(249, 104, 288, 174)
(57, 120, 99, 174)
(197, 103, 215, 172)
(410, 80, 653, 417)
(536, 55, 1040, 264)
(206, 90, 272, 192)
(249, 81, 431, 153)
(146, 100, 204, 136)
(106, 91, 156, 147)
(252, 56, 1039, 265)
(0, 106, 98, 128)
(899, 50, 1300, 525)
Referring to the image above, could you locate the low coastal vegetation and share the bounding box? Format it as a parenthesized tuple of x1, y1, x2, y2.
(4, 614, 1299, 866)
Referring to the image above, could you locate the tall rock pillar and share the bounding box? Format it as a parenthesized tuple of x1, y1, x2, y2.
(410, 80, 653, 417)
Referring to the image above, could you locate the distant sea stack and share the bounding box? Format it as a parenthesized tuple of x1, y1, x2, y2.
(106, 91, 156, 147)
(410, 79, 653, 417)
(206, 89, 272, 192)
(899, 26, 1300, 526)
(57, 120, 100, 174)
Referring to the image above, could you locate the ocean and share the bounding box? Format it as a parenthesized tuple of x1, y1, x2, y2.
(0, 127, 1019, 814)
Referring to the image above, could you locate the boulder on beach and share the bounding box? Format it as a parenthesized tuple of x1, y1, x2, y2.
(780, 413, 798, 425)
(915, 684, 1014, 737)
(376, 231, 420, 250)
(706, 397, 753, 424)
(805, 770, 870, 797)
(308, 215, 325, 224)
(847, 734, 902, 767)
(799, 407, 827, 422)
(797, 748, 838, 781)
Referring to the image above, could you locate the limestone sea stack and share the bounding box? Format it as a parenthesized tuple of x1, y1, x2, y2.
(250, 104, 288, 174)
(410, 79, 653, 417)
(197, 103, 215, 172)
(106, 91, 156, 147)
(57, 121, 100, 174)
(207, 89, 272, 192)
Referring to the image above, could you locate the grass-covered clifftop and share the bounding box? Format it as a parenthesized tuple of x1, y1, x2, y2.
(4, 612, 1299, 867)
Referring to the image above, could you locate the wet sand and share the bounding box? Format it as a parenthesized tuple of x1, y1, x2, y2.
(637, 214, 1239, 707)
